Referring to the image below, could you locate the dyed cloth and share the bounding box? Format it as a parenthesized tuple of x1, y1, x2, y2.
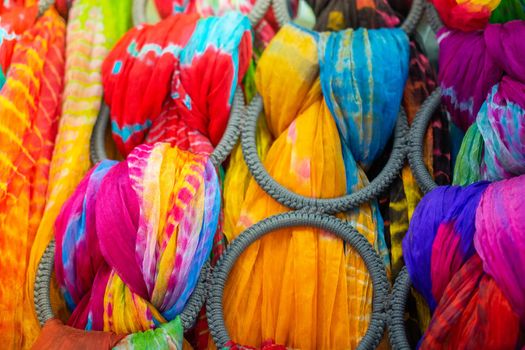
(448, 21, 525, 185)
(305, 0, 400, 30)
(222, 24, 408, 349)
(0, 8, 65, 349)
(31, 319, 125, 350)
(151, 0, 297, 47)
(0, 5, 38, 88)
(431, 0, 525, 31)
(403, 177, 525, 348)
(101, 12, 252, 157)
(438, 20, 525, 131)
(25, 1, 131, 346)
(54, 144, 220, 348)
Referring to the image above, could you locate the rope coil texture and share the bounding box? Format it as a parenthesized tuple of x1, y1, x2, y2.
(241, 93, 409, 214)
(206, 211, 390, 350)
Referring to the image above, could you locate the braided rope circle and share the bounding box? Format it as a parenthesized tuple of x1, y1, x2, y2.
(272, 0, 424, 34)
(132, 0, 272, 27)
(425, 2, 444, 33)
(207, 211, 390, 350)
(34, 239, 211, 330)
(241, 94, 408, 214)
(388, 266, 412, 350)
(90, 86, 245, 168)
(407, 88, 441, 194)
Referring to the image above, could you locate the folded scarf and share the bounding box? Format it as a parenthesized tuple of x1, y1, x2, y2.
(25, 1, 131, 346)
(0, 8, 65, 349)
(222, 23, 408, 349)
(431, 0, 525, 31)
(448, 21, 525, 185)
(438, 20, 525, 131)
(54, 143, 220, 347)
(403, 176, 525, 348)
(101, 12, 252, 156)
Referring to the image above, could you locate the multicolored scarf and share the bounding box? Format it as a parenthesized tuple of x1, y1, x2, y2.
(403, 176, 525, 348)
(430, 0, 525, 31)
(101, 12, 252, 157)
(54, 143, 220, 346)
(0, 7, 65, 349)
(25, 1, 131, 346)
(222, 23, 408, 349)
(446, 21, 525, 184)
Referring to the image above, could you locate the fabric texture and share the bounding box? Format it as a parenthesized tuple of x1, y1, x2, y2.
(403, 176, 525, 348)
(24, 1, 132, 347)
(0, 7, 65, 349)
(222, 23, 408, 349)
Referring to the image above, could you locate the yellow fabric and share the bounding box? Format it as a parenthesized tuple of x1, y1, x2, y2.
(24, 1, 131, 347)
(222, 25, 380, 349)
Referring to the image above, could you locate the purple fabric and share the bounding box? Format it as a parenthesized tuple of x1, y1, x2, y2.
(474, 175, 525, 325)
(437, 21, 525, 131)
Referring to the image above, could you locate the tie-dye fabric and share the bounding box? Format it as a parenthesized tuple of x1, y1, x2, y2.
(0, 8, 65, 349)
(450, 21, 525, 185)
(222, 24, 408, 349)
(403, 177, 525, 348)
(25, 1, 131, 346)
(55, 143, 220, 343)
(152, 0, 297, 46)
(102, 12, 252, 157)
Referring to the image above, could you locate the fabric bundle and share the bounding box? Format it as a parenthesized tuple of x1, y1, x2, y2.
(430, 0, 525, 31)
(54, 143, 220, 347)
(0, 7, 65, 349)
(221, 23, 408, 349)
(101, 12, 252, 157)
(402, 176, 525, 348)
(437, 21, 525, 185)
(24, 2, 132, 346)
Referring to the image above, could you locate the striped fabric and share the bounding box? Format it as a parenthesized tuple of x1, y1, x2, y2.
(24, 1, 131, 347)
(0, 8, 65, 349)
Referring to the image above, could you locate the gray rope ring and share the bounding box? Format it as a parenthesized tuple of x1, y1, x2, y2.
(206, 211, 390, 350)
(407, 88, 440, 194)
(90, 86, 245, 168)
(425, 2, 444, 33)
(272, 0, 424, 34)
(34, 239, 211, 331)
(241, 93, 408, 214)
(132, 0, 271, 27)
(388, 266, 411, 350)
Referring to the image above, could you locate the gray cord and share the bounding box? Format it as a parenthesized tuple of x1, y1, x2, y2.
(34, 241, 210, 331)
(407, 88, 440, 194)
(207, 211, 390, 349)
(425, 2, 444, 33)
(272, 0, 424, 34)
(90, 97, 109, 164)
(241, 93, 408, 214)
(34, 240, 55, 327)
(133, 0, 147, 26)
(38, 0, 55, 16)
(90, 86, 245, 167)
(388, 266, 411, 350)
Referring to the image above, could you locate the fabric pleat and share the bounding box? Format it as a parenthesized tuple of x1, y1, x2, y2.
(222, 23, 408, 349)
(0, 7, 65, 349)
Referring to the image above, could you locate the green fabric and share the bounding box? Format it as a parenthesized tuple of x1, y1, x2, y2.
(491, 0, 525, 22)
(452, 123, 483, 186)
